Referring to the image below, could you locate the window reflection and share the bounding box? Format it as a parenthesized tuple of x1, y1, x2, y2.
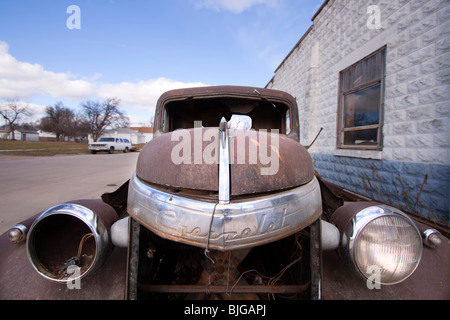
(343, 128, 378, 146)
(344, 83, 380, 129)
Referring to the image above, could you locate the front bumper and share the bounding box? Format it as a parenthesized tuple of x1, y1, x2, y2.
(127, 172, 322, 251)
(89, 144, 109, 151)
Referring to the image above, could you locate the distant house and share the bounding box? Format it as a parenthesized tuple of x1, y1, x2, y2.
(89, 127, 146, 144)
(37, 130, 58, 142)
(130, 127, 154, 143)
(17, 129, 39, 141)
(266, 0, 449, 226)
(2, 129, 39, 141)
(0, 129, 9, 140)
(37, 131, 86, 142)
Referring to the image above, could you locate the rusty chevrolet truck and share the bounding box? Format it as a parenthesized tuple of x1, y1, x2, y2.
(1, 86, 449, 300)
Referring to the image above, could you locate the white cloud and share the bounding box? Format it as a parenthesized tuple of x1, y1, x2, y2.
(127, 114, 153, 128)
(0, 41, 208, 123)
(26, 103, 47, 122)
(97, 78, 207, 126)
(0, 100, 46, 124)
(195, 0, 277, 13)
(0, 42, 96, 100)
(98, 78, 207, 111)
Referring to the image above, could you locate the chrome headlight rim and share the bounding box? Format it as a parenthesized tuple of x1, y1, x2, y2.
(342, 204, 423, 286)
(26, 203, 110, 283)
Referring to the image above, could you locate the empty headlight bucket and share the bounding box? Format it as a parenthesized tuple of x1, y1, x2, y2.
(26, 199, 118, 283)
(333, 203, 423, 285)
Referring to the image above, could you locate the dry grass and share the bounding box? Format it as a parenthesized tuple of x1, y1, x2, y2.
(0, 140, 89, 156)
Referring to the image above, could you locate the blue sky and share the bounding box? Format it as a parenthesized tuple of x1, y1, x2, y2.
(0, 0, 323, 125)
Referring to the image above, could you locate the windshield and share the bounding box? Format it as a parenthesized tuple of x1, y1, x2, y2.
(98, 137, 114, 142)
(163, 97, 289, 133)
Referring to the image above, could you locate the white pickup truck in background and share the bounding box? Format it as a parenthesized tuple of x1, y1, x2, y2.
(89, 137, 134, 154)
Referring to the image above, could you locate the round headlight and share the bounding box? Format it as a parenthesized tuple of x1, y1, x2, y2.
(343, 205, 422, 285)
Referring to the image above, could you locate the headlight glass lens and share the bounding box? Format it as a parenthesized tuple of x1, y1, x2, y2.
(354, 214, 422, 285)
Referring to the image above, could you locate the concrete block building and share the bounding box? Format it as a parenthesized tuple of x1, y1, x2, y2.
(266, 0, 449, 225)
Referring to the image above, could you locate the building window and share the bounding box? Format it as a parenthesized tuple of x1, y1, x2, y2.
(337, 47, 386, 150)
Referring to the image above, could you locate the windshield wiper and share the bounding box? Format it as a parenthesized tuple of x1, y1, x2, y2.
(254, 89, 277, 108)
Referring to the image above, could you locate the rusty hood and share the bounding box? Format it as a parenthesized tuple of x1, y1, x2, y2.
(136, 127, 314, 197)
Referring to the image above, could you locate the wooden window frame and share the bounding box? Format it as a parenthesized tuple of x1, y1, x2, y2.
(337, 47, 386, 150)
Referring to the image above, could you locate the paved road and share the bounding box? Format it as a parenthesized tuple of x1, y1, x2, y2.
(0, 152, 140, 235)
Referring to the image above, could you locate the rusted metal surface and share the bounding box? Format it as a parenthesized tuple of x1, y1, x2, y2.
(229, 130, 314, 195)
(101, 180, 130, 216)
(136, 128, 314, 196)
(136, 127, 218, 193)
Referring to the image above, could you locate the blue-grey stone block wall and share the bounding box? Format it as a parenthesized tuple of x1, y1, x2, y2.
(311, 153, 450, 226)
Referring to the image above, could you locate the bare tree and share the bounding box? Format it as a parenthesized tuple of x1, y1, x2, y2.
(81, 97, 129, 142)
(72, 116, 91, 141)
(0, 99, 32, 140)
(39, 102, 76, 141)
